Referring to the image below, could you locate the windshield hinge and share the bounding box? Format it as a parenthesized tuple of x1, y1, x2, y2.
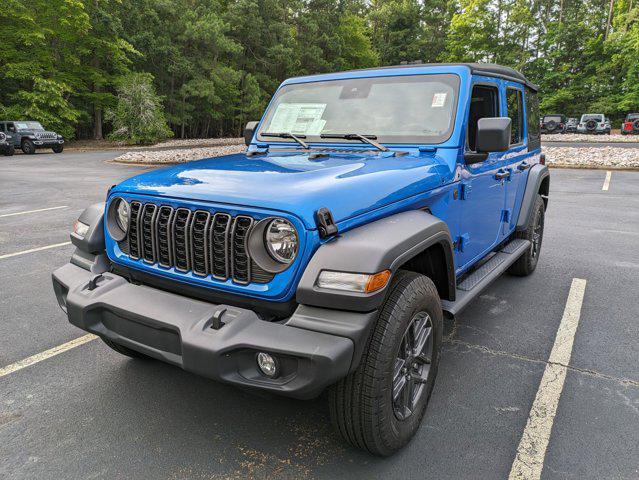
(315, 207, 338, 238)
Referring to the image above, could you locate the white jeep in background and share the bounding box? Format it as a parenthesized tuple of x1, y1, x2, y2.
(577, 114, 611, 134)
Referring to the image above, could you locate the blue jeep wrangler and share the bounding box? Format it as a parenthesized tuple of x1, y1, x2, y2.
(53, 63, 549, 455)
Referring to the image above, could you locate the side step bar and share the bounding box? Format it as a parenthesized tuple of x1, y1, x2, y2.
(442, 238, 531, 317)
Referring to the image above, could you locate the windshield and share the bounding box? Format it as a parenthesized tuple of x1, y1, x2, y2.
(258, 74, 460, 145)
(15, 121, 44, 131)
(581, 115, 603, 123)
(626, 114, 639, 121)
(543, 115, 563, 122)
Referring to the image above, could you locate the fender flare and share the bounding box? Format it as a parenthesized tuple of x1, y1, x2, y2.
(516, 164, 549, 230)
(70, 202, 105, 254)
(296, 210, 456, 312)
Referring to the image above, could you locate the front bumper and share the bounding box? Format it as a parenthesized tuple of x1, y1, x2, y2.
(34, 139, 64, 147)
(52, 262, 375, 399)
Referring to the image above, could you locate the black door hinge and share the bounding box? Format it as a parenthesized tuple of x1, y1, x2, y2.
(315, 207, 338, 238)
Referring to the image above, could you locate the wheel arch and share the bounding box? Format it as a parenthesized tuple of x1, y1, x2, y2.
(516, 164, 550, 230)
(296, 210, 456, 312)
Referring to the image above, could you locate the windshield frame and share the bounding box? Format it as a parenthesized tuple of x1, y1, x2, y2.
(257, 73, 461, 146)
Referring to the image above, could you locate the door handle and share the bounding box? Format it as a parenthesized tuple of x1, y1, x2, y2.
(517, 162, 531, 171)
(495, 170, 511, 180)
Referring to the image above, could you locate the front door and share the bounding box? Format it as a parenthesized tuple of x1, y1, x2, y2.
(457, 82, 508, 272)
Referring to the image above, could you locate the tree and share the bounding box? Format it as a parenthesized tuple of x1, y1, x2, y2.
(106, 73, 173, 143)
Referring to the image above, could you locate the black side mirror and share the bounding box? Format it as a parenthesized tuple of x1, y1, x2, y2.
(476, 117, 511, 153)
(244, 121, 259, 146)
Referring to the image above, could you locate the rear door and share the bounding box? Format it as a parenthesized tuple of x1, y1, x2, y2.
(501, 85, 530, 239)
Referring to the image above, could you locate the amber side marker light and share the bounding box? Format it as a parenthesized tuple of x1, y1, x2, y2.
(365, 270, 392, 293)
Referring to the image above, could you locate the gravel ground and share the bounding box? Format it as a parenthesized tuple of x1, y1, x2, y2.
(543, 146, 639, 169)
(542, 133, 639, 143)
(113, 144, 246, 164)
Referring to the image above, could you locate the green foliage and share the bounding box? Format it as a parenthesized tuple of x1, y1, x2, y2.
(2, 0, 639, 138)
(106, 73, 173, 144)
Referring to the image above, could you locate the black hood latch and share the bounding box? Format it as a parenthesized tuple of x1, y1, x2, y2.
(315, 207, 338, 238)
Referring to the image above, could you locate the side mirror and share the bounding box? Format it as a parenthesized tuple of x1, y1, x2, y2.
(244, 121, 259, 146)
(476, 117, 511, 153)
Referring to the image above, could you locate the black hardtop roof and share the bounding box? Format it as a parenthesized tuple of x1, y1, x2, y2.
(355, 62, 539, 91)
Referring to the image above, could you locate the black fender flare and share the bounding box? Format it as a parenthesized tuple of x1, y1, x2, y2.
(296, 210, 456, 312)
(516, 164, 549, 230)
(68, 203, 110, 274)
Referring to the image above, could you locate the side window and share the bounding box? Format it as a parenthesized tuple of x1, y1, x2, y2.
(526, 89, 541, 150)
(467, 84, 499, 152)
(0, 123, 5, 133)
(7, 123, 16, 133)
(506, 88, 523, 145)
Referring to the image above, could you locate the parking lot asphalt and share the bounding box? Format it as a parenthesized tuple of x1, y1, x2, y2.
(1, 150, 638, 479)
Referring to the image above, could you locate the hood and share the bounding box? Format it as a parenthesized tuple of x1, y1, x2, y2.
(112, 150, 455, 229)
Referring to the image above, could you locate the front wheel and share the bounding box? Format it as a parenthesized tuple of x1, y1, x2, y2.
(329, 270, 443, 456)
(21, 139, 35, 154)
(52, 144, 64, 153)
(508, 194, 545, 276)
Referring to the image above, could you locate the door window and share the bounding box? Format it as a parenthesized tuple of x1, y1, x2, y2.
(507, 88, 523, 145)
(467, 84, 499, 152)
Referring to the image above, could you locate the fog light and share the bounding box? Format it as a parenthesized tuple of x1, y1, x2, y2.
(256, 352, 279, 378)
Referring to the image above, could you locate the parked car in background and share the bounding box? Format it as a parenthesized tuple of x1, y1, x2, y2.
(565, 117, 578, 133)
(53, 62, 549, 456)
(621, 113, 639, 135)
(0, 121, 64, 154)
(540, 114, 566, 134)
(0, 131, 15, 156)
(577, 114, 610, 134)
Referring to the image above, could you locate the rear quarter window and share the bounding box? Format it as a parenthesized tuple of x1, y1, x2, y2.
(525, 89, 541, 151)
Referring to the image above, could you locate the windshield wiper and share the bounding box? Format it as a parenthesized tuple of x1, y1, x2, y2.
(320, 133, 389, 152)
(261, 132, 309, 149)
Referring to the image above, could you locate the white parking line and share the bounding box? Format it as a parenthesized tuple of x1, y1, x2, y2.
(0, 334, 97, 378)
(0, 242, 72, 260)
(0, 205, 68, 218)
(602, 171, 612, 191)
(509, 278, 587, 480)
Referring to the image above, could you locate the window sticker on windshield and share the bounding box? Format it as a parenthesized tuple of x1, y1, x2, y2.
(268, 103, 327, 135)
(431, 93, 447, 108)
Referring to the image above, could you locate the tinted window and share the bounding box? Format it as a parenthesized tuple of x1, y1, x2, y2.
(507, 88, 523, 144)
(525, 89, 541, 150)
(543, 115, 563, 122)
(467, 84, 499, 152)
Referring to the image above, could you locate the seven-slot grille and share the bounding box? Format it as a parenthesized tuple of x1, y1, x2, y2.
(124, 201, 274, 284)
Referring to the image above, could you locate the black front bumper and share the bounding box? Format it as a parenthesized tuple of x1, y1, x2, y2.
(52, 263, 377, 399)
(33, 139, 64, 148)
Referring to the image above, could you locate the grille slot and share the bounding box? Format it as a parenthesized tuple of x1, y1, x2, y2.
(156, 206, 174, 267)
(231, 216, 253, 284)
(141, 203, 158, 263)
(190, 211, 211, 276)
(128, 201, 142, 259)
(172, 208, 192, 272)
(121, 201, 277, 285)
(210, 213, 231, 280)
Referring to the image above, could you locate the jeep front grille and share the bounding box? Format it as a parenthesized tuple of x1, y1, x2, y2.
(125, 201, 274, 284)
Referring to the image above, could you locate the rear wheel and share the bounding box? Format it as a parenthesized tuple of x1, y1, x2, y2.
(3, 145, 14, 156)
(101, 337, 149, 359)
(21, 139, 35, 154)
(329, 270, 442, 456)
(508, 194, 545, 276)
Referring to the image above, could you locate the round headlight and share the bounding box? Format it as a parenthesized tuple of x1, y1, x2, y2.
(116, 199, 129, 231)
(106, 197, 129, 241)
(265, 218, 298, 264)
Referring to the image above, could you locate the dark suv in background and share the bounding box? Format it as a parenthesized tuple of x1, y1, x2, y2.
(540, 114, 566, 134)
(0, 131, 15, 156)
(0, 121, 64, 154)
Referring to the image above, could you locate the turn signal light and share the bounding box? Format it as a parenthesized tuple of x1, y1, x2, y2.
(365, 270, 392, 293)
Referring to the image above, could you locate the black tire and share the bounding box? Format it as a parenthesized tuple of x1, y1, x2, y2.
(329, 270, 443, 456)
(508, 194, 545, 276)
(101, 337, 149, 359)
(3, 145, 14, 156)
(52, 144, 64, 153)
(21, 139, 36, 154)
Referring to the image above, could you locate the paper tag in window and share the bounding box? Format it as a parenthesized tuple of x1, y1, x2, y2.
(432, 93, 447, 108)
(269, 103, 327, 135)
